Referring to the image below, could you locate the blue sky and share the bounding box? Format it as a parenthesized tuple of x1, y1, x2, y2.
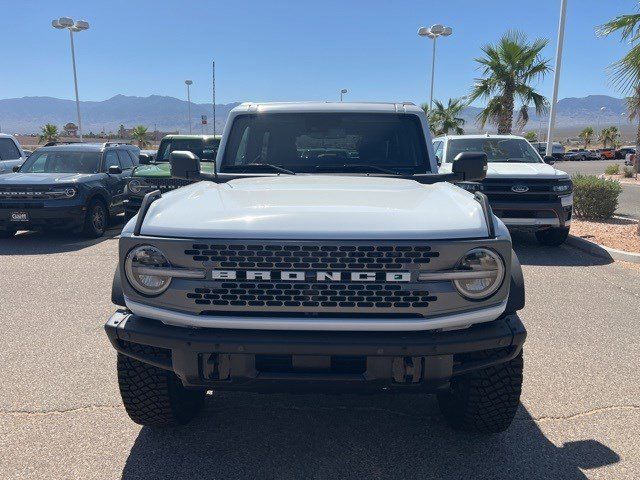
(0, 0, 635, 105)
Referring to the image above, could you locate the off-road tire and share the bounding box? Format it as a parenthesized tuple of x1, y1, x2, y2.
(117, 345, 205, 427)
(535, 226, 569, 246)
(82, 199, 107, 238)
(0, 228, 17, 238)
(438, 350, 523, 433)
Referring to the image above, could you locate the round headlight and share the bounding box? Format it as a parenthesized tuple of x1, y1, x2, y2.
(64, 188, 76, 198)
(453, 248, 505, 300)
(128, 179, 145, 195)
(125, 245, 172, 295)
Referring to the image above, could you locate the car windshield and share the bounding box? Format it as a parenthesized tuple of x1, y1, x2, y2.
(220, 113, 430, 174)
(156, 139, 218, 162)
(446, 138, 542, 163)
(19, 150, 101, 173)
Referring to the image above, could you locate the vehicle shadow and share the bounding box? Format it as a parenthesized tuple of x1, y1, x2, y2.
(0, 218, 123, 256)
(510, 230, 612, 267)
(121, 393, 619, 480)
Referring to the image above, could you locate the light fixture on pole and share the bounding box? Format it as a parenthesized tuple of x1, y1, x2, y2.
(52, 17, 89, 142)
(597, 106, 606, 132)
(340, 89, 348, 102)
(418, 24, 453, 109)
(185, 80, 193, 134)
(545, 0, 567, 158)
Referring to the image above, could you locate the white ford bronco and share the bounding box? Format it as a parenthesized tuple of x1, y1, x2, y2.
(434, 134, 573, 246)
(105, 102, 526, 433)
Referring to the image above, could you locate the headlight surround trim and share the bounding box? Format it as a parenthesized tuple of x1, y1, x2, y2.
(452, 248, 505, 300)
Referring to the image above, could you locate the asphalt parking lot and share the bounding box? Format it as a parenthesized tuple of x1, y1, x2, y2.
(556, 159, 640, 219)
(1, 228, 639, 480)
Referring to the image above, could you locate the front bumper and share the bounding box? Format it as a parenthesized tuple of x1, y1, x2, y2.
(105, 310, 526, 392)
(490, 197, 572, 228)
(0, 202, 85, 230)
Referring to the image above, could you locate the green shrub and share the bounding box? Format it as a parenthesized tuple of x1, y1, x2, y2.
(604, 164, 620, 175)
(572, 174, 622, 219)
(622, 166, 634, 178)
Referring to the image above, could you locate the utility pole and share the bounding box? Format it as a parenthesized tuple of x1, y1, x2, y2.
(212, 61, 216, 136)
(545, 0, 567, 157)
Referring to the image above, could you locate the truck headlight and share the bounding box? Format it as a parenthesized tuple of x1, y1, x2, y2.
(457, 182, 484, 192)
(50, 187, 77, 198)
(453, 248, 505, 300)
(127, 179, 147, 195)
(125, 245, 172, 295)
(552, 180, 572, 193)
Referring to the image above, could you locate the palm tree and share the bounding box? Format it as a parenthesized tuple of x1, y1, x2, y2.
(523, 131, 538, 142)
(130, 125, 150, 148)
(578, 127, 595, 149)
(39, 124, 59, 144)
(599, 126, 619, 148)
(429, 98, 466, 135)
(469, 31, 551, 134)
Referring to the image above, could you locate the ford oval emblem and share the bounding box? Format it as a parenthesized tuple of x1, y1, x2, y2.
(511, 185, 529, 193)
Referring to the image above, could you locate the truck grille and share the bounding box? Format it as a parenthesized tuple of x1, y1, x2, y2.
(481, 178, 562, 203)
(151, 178, 194, 193)
(183, 242, 440, 315)
(0, 186, 61, 200)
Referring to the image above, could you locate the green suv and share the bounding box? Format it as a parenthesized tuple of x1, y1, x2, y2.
(124, 135, 220, 220)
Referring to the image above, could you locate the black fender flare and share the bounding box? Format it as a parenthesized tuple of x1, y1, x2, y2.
(111, 266, 126, 307)
(505, 250, 525, 313)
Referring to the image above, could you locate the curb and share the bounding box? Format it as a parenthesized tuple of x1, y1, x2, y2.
(566, 235, 640, 264)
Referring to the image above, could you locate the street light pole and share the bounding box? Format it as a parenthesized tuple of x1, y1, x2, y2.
(52, 17, 89, 142)
(546, 0, 567, 158)
(340, 89, 348, 102)
(418, 24, 453, 110)
(185, 80, 193, 135)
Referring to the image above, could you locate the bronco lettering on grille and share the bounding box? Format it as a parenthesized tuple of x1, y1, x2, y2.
(211, 270, 412, 282)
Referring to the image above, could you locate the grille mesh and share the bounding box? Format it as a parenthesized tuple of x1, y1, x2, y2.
(152, 177, 194, 193)
(182, 242, 439, 314)
(185, 243, 439, 269)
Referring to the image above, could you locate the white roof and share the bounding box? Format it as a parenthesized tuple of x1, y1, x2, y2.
(433, 134, 526, 141)
(231, 101, 423, 114)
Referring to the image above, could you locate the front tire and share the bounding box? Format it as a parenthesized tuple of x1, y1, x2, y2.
(438, 350, 523, 433)
(535, 226, 569, 246)
(82, 199, 107, 238)
(117, 346, 205, 427)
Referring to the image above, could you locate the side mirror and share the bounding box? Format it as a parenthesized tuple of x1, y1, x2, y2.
(170, 150, 201, 180)
(452, 152, 488, 182)
(544, 156, 555, 165)
(108, 165, 123, 175)
(12, 165, 20, 172)
(138, 153, 152, 165)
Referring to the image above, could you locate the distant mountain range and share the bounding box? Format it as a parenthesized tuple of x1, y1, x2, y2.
(0, 94, 631, 135)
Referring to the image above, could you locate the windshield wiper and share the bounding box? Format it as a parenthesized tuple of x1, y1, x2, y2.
(227, 163, 296, 175)
(315, 164, 401, 175)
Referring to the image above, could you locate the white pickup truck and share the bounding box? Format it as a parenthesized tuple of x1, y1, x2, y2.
(105, 102, 526, 433)
(434, 134, 573, 246)
(0, 133, 28, 174)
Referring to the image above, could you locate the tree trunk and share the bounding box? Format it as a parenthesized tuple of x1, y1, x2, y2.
(497, 89, 515, 135)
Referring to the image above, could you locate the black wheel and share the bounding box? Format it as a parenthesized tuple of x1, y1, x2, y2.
(535, 226, 569, 246)
(83, 199, 107, 238)
(0, 228, 17, 238)
(438, 350, 523, 433)
(118, 345, 205, 427)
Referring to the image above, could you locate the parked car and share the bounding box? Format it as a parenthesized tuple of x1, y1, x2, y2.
(435, 134, 573, 246)
(625, 152, 636, 167)
(0, 133, 28, 174)
(587, 149, 602, 160)
(106, 101, 527, 433)
(564, 148, 589, 161)
(599, 148, 616, 159)
(616, 146, 635, 160)
(124, 135, 220, 220)
(0, 142, 139, 238)
(531, 141, 565, 160)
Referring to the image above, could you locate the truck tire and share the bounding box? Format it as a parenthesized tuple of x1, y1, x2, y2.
(117, 345, 205, 427)
(438, 349, 523, 433)
(82, 199, 107, 238)
(535, 226, 569, 246)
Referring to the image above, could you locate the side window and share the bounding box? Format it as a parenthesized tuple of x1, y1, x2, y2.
(235, 126, 250, 164)
(103, 150, 120, 171)
(127, 150, 140, 165)
(0, 138, 21, 161)
(433, 141, 444, 162)
(29, 153, 48, 172)
(117, 150, 134, 169)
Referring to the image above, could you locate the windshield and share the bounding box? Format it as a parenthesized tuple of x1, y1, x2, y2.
(221, 113, 429, 174)
(19, 150, 101, 173)
(446, 138, 542, 163)
(156, 139, 218, 162)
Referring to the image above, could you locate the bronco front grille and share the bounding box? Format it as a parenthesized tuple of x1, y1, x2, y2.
(151, 177, 194, 193)
(182, 241, 440, 315)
